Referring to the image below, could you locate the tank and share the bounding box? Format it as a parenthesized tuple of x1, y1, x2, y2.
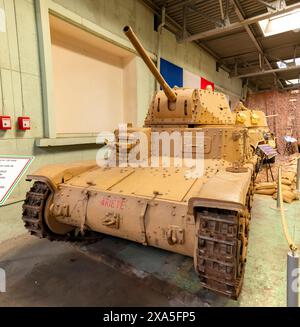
(234, 101, 276, 152)
(22, 26, 259, 299)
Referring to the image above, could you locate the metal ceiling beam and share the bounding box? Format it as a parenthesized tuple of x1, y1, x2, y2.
(140, 0, 232, 73)
(234, 65, 300, 78)
(231, 1, 263, 55)
(187, 3, 222, 26)
(181, 2, 300, 42)
(167, 0, 206, 12)
(167, 0, 195, 11)
(280, 84, 300, 91)
(219, 0, 225, 20)
(221, 42, 300, 61)
(231, 0, 283, 88)
(252, 0, 276, 10)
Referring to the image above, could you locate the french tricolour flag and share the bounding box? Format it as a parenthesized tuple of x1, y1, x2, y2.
(160, 58, 214, 91)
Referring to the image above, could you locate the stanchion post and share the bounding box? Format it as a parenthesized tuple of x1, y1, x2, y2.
(277, 166, 281, 209)
(296, 157, 300, 192)
(287, 251, 299, 307)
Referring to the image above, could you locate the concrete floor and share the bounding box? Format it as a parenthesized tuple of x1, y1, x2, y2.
(0, 201, 24, 243)
(0, 195, 299, 307)
(0, 236, 174, 306)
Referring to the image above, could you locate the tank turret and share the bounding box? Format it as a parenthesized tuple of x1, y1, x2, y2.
(233, 102, 276, 151)
(234, 101, 268, 127)
(124, 26, 233, 126)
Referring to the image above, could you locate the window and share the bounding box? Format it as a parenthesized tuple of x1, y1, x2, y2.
(259, 8, 300, 37)
(277, 58, 300, 69)
(286, 78, 300, 85)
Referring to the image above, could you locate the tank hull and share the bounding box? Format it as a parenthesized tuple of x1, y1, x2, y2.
(23, 160, 254, 299)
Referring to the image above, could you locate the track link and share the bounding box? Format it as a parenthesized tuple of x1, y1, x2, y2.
(195, 187, 253, 299)
(22, 181, 102, 243)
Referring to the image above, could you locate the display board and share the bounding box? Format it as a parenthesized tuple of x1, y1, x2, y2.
(257, 144, 278, 158)
(0, 156, 34, 206)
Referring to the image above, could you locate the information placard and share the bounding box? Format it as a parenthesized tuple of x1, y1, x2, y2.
(0, 156, 34, 206)
(257, 144, 278, 159)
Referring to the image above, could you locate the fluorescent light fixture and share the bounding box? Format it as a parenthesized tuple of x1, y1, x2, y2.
(286, 78, 300, 85)
(277, 58, 300, 69)
(259, 8, 300, 37)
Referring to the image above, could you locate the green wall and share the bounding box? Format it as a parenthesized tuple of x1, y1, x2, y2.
(0, 0, 242, 212)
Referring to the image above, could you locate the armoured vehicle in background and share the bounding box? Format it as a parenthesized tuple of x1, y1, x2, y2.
(234, 101, 276, 153)
(22, 26, 258, 299)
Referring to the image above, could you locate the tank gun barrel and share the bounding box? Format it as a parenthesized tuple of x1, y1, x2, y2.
(123, 25, 177, 102)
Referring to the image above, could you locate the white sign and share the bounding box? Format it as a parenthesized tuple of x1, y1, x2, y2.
(0, 156, 34, 205)
(0, 9, 6, 33)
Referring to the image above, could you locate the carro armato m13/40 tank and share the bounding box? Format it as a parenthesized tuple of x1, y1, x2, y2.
(22, 26, 258, 299)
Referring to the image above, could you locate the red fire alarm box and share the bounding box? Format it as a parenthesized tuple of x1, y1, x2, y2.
(18, 116, 31, 130)
(0, 116, 12, 130)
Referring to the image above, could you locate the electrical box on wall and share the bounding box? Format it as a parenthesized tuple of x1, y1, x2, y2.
(0, 116, 12, 130)
(18, 117, 31, 130)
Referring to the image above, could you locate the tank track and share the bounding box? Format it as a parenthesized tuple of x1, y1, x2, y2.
(22, 181, 102, 243)
(195, 181, 254, 299)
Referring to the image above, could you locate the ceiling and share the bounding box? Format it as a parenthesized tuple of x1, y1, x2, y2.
(142, 0, 300, 91)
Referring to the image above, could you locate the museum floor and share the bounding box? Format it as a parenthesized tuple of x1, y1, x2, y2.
(0, 194, 299, 307)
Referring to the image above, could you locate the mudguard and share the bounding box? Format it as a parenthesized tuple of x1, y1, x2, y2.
(27, 161, 97, 189)
(188, 168, 253, 213)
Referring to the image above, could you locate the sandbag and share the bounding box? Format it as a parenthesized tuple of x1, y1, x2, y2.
(273, 190, 298, 203)
(282, 190, 297, 203)
(255, 188, 276, 195)
(281, 178, 292, 186)
(255, 182, 276, 190)
(276, 184, 292, 191)
(282, 171, 296, 182)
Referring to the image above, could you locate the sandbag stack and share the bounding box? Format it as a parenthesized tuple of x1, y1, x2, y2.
(254, 182, 276, 195)
(254, 170, 299, 203)
(272, 171, 299, 203)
